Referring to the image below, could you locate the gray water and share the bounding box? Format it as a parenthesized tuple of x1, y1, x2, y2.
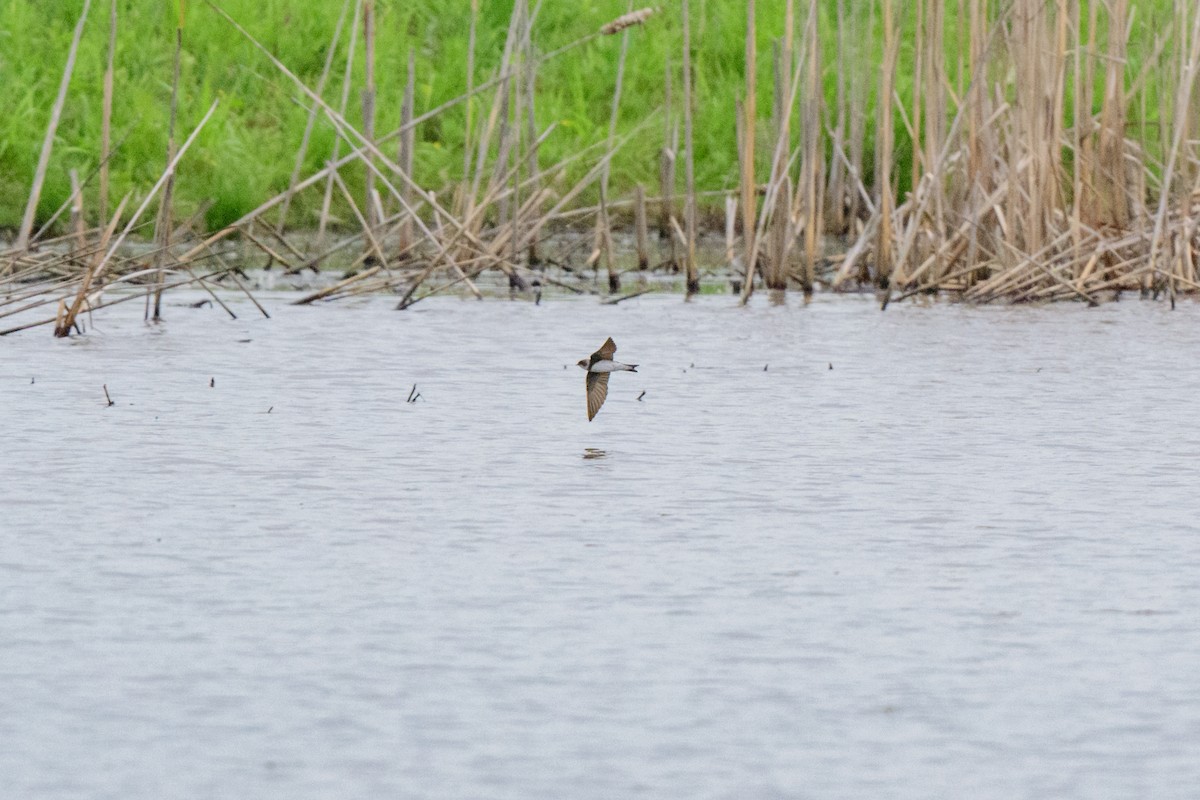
(2, 291, 1199, 799)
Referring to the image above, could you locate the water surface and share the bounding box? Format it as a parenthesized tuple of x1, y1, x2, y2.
(2, 292, 1198, 799)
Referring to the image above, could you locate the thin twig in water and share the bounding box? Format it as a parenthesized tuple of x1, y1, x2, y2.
(603, 288, 653, 305)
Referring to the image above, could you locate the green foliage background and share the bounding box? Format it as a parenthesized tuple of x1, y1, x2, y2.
(0, 1, 1170, 232)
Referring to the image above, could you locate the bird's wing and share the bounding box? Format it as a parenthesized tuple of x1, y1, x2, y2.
(586, 371, 610, 421)
(590, 337, 617, 367)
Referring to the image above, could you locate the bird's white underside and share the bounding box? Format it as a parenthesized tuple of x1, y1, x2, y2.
(585, 360, 635, 373)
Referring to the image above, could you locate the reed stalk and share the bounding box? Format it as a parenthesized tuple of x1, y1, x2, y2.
(99, 0, 116, 227)
(150, 1, 185, 322)
(1148, 2, 1200, 274)
(739, 0, 757, 297)
(681, 0, 698, 295)
(634, 184, 649, 269)
(598, 1, 635, 293)
(827, 0, 846, 235)
(14, 0, 92, 253)
(725, 193, 737, 271)
(798, 0, 821, 296)
(910, 0, 925, 192)
(315, 0, 363, 263)
(845, 0, 867, 234)
(658, 63, 675, 243)
(463, 0, 479, 182)
(69, 170, 85, 261)
(398, 50, 416, 255)
(361, 0, 377, 229)
(875, 0, 897, 288)
(523, 26, 542, 266)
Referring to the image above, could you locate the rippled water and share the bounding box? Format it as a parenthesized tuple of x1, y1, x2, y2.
(3, 290, 1199, 798)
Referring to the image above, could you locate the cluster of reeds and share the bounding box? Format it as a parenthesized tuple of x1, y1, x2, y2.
(6, 0, 1200, 338)
(0, 1, 663, 334)
(833, 0, 1200, 308)
(732, 0, 1200, 308)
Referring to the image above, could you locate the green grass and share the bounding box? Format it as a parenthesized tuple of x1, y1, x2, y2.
(0, 0, 1176, 234)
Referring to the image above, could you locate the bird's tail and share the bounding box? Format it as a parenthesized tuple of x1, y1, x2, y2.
(626, 364, 638, 372)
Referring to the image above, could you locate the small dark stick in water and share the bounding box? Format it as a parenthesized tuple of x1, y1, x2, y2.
(763, 364, 768, 371)
(637, 391, 646, 401)
(209, 377, 215, 388)
(406, 384, 418, 403)
(103, 384, 114, 407)
(829, 363, 833, 370)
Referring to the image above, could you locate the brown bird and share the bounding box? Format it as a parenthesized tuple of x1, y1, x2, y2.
(576, 337, 638, 421)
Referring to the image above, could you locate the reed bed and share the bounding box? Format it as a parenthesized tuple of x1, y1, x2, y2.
(4, 0, 1200, 338)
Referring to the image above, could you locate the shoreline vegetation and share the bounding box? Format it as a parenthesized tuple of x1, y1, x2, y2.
(4, 0, 1200, 336)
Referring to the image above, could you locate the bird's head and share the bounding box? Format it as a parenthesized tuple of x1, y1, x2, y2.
(576, 358, 589, 370)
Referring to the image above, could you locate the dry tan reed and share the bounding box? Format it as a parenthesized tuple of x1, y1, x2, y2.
(149, 1, 185, 321)
(680, 0, 698, 295)
(739, 0, 757, 298)
(15, 0, 92, 253)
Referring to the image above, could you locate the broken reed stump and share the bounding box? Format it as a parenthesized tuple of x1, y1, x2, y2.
(725, 193, 737, 270)
(634, 183, 649, 269)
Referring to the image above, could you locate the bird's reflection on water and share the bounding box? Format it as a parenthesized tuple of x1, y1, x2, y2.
(582, 448, 608, 460)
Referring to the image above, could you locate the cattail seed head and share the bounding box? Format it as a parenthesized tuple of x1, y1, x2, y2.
(600, 7, 656, 35)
